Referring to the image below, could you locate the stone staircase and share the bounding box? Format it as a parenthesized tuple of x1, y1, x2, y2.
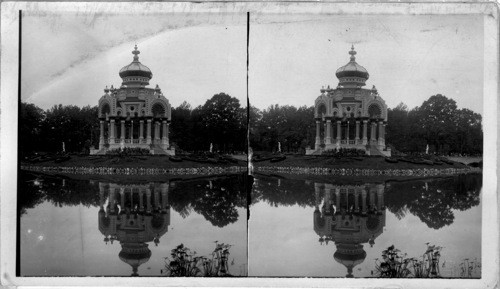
(151, 144, 167, 155)
(367, 144, 390, 157)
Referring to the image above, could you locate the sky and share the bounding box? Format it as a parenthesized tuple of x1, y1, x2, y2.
(249, 14, 484, 114)
(22, 11, 247, 110)
(22, 11, 483, 115)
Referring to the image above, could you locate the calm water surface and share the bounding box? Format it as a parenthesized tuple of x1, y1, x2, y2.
(19, 172, 248, 276)
(248, 173, 482, 278)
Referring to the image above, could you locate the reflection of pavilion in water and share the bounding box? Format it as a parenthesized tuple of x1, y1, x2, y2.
(98, 182, 170, 276)
(313, 183, 386, 277)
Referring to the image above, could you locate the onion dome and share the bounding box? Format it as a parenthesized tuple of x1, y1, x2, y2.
(335, 45, 369, 87)
(119, 243, 152, 277)
(119, 45, 153, 87)
(333, 243, 367, 277)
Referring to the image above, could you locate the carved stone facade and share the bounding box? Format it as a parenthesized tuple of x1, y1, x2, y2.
(313, 182, 386, 277)
(306, 46, 391, 156)
(90, 45, 174, 155)
(98, 182, 170, 276)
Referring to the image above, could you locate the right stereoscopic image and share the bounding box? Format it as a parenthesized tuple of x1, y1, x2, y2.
(248, 13, 483, 278)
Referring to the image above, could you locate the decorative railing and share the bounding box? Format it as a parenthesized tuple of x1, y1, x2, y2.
(340, 140, 347, 145)
(133, 139, 140, 144)
(141, 139, 147, 144)
(125, 139, 131, 144)
(115, 139, 120, 144)
(349, 140, 356, 145)
(357, 140, 364, 145)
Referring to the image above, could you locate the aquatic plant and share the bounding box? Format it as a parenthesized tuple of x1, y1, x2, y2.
(373, 243, 442, 278)
(161, 242, 232, 277)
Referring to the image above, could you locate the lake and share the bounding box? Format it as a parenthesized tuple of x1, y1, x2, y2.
(18, 171, 248, 277)
(18, 170, 482, 278)
(248, 173, 482, 278)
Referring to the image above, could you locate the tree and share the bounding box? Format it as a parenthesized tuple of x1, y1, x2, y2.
(199, 93, 246, 153)
(19, 102, 45, 155)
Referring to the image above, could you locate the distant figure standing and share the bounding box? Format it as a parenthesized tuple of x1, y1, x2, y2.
(278, 142, 281, 153)
(426, 144, 429, 154)
(210, 143, 213, 153)
(62, 142, 65, 153)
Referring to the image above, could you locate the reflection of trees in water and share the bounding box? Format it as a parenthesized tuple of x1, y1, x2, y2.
(18, 172, 100, 216)
(18, 171, 248, 228)
(384, 173, 482, 229)
(251, 175, 316, 207)
(169, 174, 247, 228)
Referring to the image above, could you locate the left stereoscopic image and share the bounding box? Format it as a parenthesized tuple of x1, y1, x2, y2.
(19, 10, 248, 276)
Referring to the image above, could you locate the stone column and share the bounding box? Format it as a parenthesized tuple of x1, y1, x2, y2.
(139, 120, 144, 141)
(120, 120, 125, 142)
(120, 188, 125, 211)
(354, 190, 360, 212)
(335, 188, 340, 210)
(378, 121, 384, 145)
(377, 185, 384, 210)
(109, 119, 116, 143)
(154, 190, 160, 210)
(325, 120, 332, 145)
(362, 120, 368, 145)
(166, 123, 170, 146)
(162, 121, 167, 144)
(161, 184, 169, 210)
(130, 121, 134, 141)
(139, 190, 144, 212)
(146, 188, 152, 213)
(355, 121, 360, 141)
(370, 190, 376, 211)
(99, 121, 105, 149)
(361, 189, 367, 214)
(381, 123, 386, 147)
(155, 122, 160, 140)
(146, 119, 152, 144)
(109, 188, 116, 214)
(314, 183, 321, 207)
(336, 121, 341, 141)
(371, 122, 377, 142)
(315, 121, 321, 150)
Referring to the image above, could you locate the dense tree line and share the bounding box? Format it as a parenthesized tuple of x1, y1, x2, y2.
(19, 93, 246, 155)
(250, 94, 482, 155)
(386, 95, 482, 155)
(20, 93, 481, 155)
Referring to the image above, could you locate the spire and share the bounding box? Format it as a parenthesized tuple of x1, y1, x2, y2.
(349, 45, 357, 62)
(132, 44, 140, 62)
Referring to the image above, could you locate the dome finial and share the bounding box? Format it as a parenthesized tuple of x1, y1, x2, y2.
(349, 45, 357, 62)
(132, 44, 140, 62)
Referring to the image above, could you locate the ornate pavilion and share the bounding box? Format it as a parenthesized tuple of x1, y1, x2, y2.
(90, 45, 175, 155)
(313, 182, 386, 277)
(98, 181, 170, 276)
(306, 46, 391, 156)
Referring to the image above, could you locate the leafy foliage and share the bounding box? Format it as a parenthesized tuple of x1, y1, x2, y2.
(106, 147, 150, 156)
(373, 244, 442, 278)
(161, 242, 232, 277)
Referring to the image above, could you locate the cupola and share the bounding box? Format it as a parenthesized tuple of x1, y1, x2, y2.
(119, 45, 153, 88)
(335, 45, 369, 88)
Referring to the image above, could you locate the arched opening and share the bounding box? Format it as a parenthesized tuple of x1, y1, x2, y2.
(101, 103, 110, 117)
(152, 103, 165, 118)
(368, 104, 382, 119)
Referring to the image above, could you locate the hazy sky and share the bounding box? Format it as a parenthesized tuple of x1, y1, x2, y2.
(249, 14, 484, 114)
(22, 11, 247, 110)
(22, 11, 483, 115)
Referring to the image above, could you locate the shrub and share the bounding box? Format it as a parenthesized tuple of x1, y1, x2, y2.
(106, 147, 151, 156)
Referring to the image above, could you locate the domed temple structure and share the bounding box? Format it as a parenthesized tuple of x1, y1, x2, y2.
(98, 182, 170, 276)
(306, 46, 391, 156)
(313, 182, 386, 277)
(90, 45, 175, 155)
